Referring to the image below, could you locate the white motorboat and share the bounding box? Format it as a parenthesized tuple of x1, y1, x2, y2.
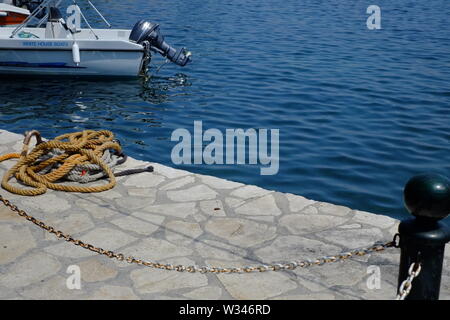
(0, 0, 191, 77)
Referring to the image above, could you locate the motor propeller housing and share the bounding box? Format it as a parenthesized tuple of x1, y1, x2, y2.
(129, 20, 191, 67)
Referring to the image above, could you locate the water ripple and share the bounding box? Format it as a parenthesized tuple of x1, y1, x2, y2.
(0, 0, 449, 219)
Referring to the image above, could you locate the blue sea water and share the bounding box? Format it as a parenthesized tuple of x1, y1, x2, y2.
(0, 0, 449, 219)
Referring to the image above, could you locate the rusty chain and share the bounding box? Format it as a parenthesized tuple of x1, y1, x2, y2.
(0, 194, 398, 274)
(396, 262, 422, 300)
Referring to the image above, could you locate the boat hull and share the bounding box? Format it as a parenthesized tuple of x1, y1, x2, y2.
(0, 28, 146, 77)
(0, 48, 145, 77)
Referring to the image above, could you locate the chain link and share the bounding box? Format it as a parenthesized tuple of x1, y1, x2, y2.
(0, 194, 397, 274)
(396, 262, 422, 300)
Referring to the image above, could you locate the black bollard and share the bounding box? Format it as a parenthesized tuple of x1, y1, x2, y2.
(398, 173, 450, 300)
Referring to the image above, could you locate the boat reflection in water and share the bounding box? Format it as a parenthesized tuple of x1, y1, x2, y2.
(0, 73, 192, 137)
(1, 72, 191, 103)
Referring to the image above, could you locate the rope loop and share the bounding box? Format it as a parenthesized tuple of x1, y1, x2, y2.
(0, 130, 126, 196)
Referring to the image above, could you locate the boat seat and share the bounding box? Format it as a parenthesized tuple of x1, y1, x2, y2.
(45, 7, 71, 39)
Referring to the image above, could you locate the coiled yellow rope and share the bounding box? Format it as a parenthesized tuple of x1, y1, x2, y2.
(0, 130, 122, 196)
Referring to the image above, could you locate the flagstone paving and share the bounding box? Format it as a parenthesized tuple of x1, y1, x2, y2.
(0, 129, 449, 300)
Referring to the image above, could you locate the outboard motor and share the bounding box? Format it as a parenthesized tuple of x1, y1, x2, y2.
(129, 20, 191, 67)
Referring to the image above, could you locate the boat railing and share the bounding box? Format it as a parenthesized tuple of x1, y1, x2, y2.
(87, 0, 111, 28)
(35, 0, 62, 27)
(9, 0, 54, 38)
(71, 0, 99, 39)
(10, 0, 107, 40)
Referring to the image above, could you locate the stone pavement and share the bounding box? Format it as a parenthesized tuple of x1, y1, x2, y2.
(0, 129, 448, 300)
